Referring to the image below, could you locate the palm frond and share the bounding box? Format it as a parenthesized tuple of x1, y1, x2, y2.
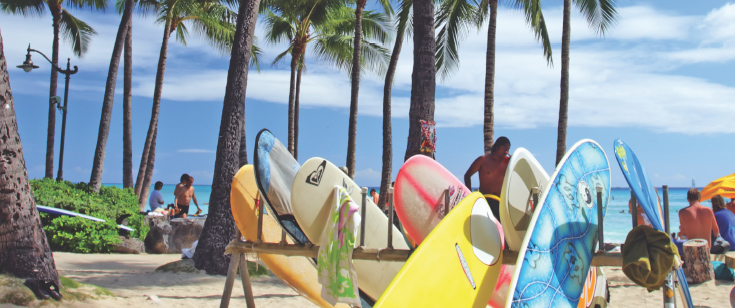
(271, 47, 293, 67)
(185, 2, 237, 55)
(262, 9, 295, 44)
(250, 40, 263, 72)
(360, 10, 392, 43)
(59, 9, 98, 57)
(395, 0, 413, 38)
(0, 0, 45, 16)
(135, 0, 161, 16)
(66, 0, 107, 12)
(573, 0, 618, 35)
(312, 34, 353, 74)
(508, 0, 553, 65)
(175, 22, 188, 45)
(375, 0, 393, 15)
(435, 0, 482, 80)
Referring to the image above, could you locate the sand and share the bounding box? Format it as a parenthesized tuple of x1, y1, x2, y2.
(4, 252, 734, 307)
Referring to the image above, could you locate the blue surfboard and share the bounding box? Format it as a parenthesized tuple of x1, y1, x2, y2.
(507, 139, 610, 308)
(37, 205, 135, 232)
(613, 139, 694, 308)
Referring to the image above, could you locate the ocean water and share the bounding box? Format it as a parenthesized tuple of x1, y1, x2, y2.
(116, 184, 701, 244)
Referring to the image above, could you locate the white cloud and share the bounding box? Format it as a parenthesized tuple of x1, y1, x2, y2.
(177, 149, 215, 153)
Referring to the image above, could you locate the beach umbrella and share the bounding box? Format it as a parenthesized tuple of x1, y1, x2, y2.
(700, 172, 735, 201)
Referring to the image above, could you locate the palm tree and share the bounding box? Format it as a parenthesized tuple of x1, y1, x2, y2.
(403, 0, 435, 160)
(555, 0, 616, 165)
(378, 0, 410, 209)
(123, 19, 134, 188)
(435, 0, 552, 154)
(193, 0, 261, 276)
(134, 0, 238, 209)
(88, 0, 135, 192)
(0, 27, 61, 296)
(264, 2, 390, 161)
(345, 0, 391, 178)
(0, 0, 104, 179)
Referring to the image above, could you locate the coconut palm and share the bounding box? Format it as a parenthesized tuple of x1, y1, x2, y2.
(134, 0, 239, 209)
(0, 27, 61, 296)
(193, 0, 261, 276)
(264, 2, 391, 160)
(435, 0, 552, 154)
(555, 0, 616, 165)
(123, 19, 134, 188)
(88, 0, 135, 192)
(403, 0, 436, 161)
(345, 0, 391, 178)
(0, 0, 104, 179)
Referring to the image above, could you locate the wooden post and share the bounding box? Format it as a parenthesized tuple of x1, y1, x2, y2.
(220, 251, 241, 308)
(596, 185, 604, 252)
(531, 187, 540, 212)
(237, 253, 256, 308)
(444, 189, 450, 217)
(360, 187, 367, 247)
(257, 196, 264, 243)
(630, 190, 637, 228)
(387, 187, 395, 249)
(663, 185, 670, 235)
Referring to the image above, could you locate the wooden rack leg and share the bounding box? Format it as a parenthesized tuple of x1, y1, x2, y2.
(238, 253, 256, 308)
(220, 252, 242, 308)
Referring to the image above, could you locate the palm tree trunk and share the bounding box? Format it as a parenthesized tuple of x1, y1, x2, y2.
(123, 19, 134, 189)
(378, 21, 405, 209)
(45, 7, 61, 179)
(287, 54, 297, 155)
(138, 129, 156, 211)
(89, 0, 134, 192)
(556, 0, 571, 166)
(238, 126, 248, 167)
(0, 28, 61, 288)
(483, 0, 497, 155)
(404, 0, 436, 161)
(294, 61, 302, 160)
(135, 16, 173, 196)
(346, 0, 366, 179)
(193, 0, 261, 275)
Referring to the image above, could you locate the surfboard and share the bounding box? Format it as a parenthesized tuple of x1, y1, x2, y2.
(394, 154, 470, 244)
(230, 165, 348, 308)
(612, 139, 694, 308)
(506, 139, 610, 308)
(291, 158, 410, 300)
(374, 192, 503, 307)
(499, 147, 550, 252)
(253, 129, 310, 244)
(36, 205, 135, 232)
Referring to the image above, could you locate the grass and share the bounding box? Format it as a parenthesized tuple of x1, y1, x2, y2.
(0, 274, 113, 306)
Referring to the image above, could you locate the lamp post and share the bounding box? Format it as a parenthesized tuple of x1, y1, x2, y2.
(17, 44, 78, 182)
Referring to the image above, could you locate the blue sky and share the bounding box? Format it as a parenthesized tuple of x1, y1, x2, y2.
(1, 0, 734, 189)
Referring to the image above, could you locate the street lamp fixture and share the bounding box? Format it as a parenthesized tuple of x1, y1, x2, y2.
(17, 44, 78, 182)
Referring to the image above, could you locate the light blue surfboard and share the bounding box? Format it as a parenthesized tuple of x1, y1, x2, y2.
(36, 205, 135, 232)
(613, 139, 694, 308)
(507, 139, 610, 308)
(253, 128, 310, 244)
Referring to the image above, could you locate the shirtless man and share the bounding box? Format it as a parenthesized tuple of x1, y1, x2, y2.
(678, 188, 720, 248)
(174, 174, 201, 218)
(464, 137, 511, 223)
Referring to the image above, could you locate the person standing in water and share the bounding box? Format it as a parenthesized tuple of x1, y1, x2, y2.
(464, 136, 511, 223)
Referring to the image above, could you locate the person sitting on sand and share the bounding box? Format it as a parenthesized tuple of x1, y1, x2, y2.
(678, 188, 720, 248)
(464, 136, 511, 223)
(712, 195, 735, 251)
(174, 175, 201, 218)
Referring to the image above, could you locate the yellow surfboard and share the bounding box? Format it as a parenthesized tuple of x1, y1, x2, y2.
(230, 165, 347, 308)
(374, 192, 504, 308)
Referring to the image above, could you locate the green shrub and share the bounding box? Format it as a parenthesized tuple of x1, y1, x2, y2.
(30, 179, 149, 253)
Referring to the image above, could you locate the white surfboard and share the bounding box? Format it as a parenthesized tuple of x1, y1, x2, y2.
(499, 148, 549, 252)
(291, 158, 409, 301)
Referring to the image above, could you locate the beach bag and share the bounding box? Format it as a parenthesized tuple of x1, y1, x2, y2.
(712, 261, 735, 281)
(711, 236, 731, 255)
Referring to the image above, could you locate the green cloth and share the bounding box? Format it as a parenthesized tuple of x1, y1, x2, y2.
(622, 225, 681, 291)
(712, 261, 735, 281)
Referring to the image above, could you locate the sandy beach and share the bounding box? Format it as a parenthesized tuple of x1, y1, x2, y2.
(1, 252, 728, 307)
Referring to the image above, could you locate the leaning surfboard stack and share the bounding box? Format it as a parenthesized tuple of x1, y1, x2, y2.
(613, 139, 694, 308)
(291, 157, 410, 301)
(506, 139, 611, 308)
(374, 192, 504, 308)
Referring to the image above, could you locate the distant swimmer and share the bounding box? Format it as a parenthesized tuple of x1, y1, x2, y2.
(464, 136, 511, 223)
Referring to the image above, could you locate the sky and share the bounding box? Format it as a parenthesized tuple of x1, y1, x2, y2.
(1, 0, 734, 191)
